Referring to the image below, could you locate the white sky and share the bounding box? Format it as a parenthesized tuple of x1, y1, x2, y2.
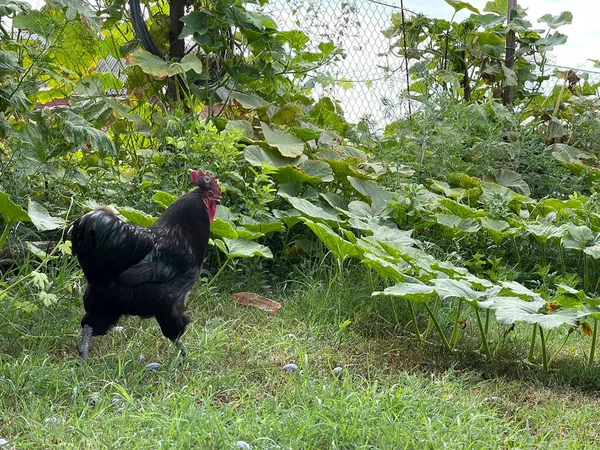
(413, 0, 600, 71)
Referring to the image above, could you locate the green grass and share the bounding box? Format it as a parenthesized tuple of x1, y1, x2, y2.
(2, 266, 600, 449)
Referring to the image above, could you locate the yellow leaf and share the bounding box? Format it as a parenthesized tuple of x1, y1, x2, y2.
(120, 168, 136, 183)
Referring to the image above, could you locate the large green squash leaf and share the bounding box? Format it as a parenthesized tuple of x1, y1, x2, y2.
(28, 200, 64, 231)
(63, 111, 115, 155)
(0, 50, 21, 77)
(488, 297, 582, 329)
(561, 224, 596, 251)
(0, 192, 30, 225)
(274, 165, 327, 185)
(225, 120, 255, 139)
(229, 92, 270, 109)
(320, 192, 350, 213)
(303, 220, 360, 261)
(538, 11, 572, 29)
(0, 0, 30, 16)
(430, 180, 466, 198)
(152, 191, 177, 209)
(298, 160, 334, 182)
(308, 97, 348, 136)
(526, 223, 564, 243)
(531, 197, 583, 218)
(244, 145, 307, 168)
(271, 103, 304, 125)
(480, 217, 512, 243)
(484, 169, 530, 196)
(436, 214, 481, 233)
(373, 282, 436, 303)
(499, 281, 542, 300)
(261, 122, 304, 157)
(279, 192, 339, 223)
(584, 244, 600, 259)
(551, 143, 595, 175)
(348, 177, 395, 212)
(223, 238, 273, 259)
(432, 278, 485, 306)
(479, 182, 518, 206)
(444, 0, 479, 13)
(211, 218, 239, 239)
(117, 207, 157, 227)
(361, 252, 405, 283)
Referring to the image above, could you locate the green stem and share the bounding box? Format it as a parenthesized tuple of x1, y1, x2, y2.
(512, 236, 521, 265)
(0, 22, 9, 39)
(0, 221, 12, 253)
(449, 299, 463, 349)
(407, 300, 423, 343)
(552, 80, 568, 116)
(367, 268, 374, 292)
(424, 301, 451, 352)
(541, 243, 546, 267)
(422, 295, 440, 340)
(204, 257, 231, 290)
(336, 259, 343, 319)
(494, 325, 511, 355)
(484, 308, 493, 356)
(389, 296, 400, 327)
(588, 319, 598, 368)
(474, 307, 491, 358)
(528, 324, 537, 363)
(484, 309, 490, 337)
(548, 329, 573, 367)
(539, 324, 549, 372)
(323, 256, 338, 299)
(583, 253, 588, 292)
(558, 243, 566, 273)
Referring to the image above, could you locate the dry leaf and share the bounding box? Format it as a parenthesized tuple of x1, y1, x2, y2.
(581, 321, 593, 337)
(232, 292, 282, 315)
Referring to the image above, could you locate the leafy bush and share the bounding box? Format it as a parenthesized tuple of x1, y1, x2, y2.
(5, 0, 600, 375)
(381, 96, 586, 198)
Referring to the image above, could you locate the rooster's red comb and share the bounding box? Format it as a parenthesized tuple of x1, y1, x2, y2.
(190, 169, 221, 197)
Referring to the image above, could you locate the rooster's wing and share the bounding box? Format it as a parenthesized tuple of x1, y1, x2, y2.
(71, 208, 156, 284)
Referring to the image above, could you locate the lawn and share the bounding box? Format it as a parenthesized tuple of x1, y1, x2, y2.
(3, 0, 600, 448)
(2, 268, 600, 449)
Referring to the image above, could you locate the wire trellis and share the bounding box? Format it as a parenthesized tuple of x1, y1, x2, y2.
(259, 0, 408, 127)
(31, 0, 600, 130)
(259, 0, 600, 129)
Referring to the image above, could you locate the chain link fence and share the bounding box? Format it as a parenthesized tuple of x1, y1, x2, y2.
(33, 0, 600, 130)
(260, 0, 408, 128)
(259, 1, 600, 130)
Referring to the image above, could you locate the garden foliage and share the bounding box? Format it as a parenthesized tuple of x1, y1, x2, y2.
(2, 0, 600, 370)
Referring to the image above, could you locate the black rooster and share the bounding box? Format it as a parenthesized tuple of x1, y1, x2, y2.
(71, 169, 221, 362)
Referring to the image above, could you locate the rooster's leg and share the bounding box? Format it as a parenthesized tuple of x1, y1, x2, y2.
(77, 324, 93, 363)
(172, 338, 187, 357)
